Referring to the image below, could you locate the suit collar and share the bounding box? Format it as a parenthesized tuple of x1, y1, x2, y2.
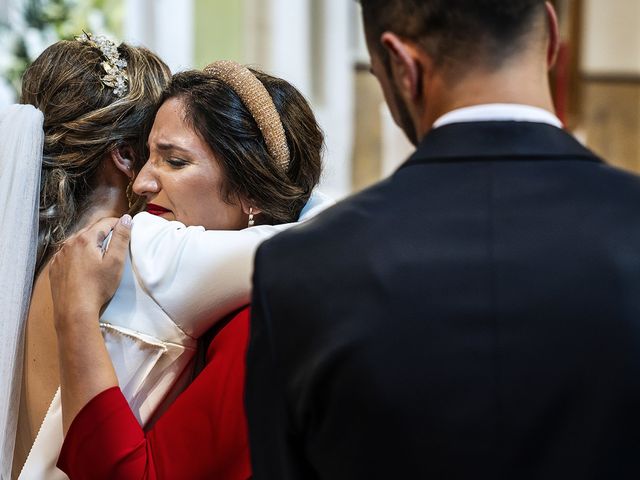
(400, 121, 601, 169)
(433, 104, 563, 129)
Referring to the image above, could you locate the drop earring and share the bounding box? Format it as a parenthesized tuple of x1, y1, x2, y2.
(248, 207, 255, 227)
(126, 168, 135, 210)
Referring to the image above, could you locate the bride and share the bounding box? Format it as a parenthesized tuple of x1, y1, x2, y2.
(2, 34, 171, 480)
(1, 35, 327, 479)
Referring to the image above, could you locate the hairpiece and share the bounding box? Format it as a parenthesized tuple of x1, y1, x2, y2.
(204, 60, 290, 170)
(75, 31, 129, 98)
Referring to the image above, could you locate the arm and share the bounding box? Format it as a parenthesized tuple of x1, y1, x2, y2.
(50, 216, 131, 434)
(130, 191, 333, 338)
(130, 214, 295, 338)
(57, 309, 253, 480)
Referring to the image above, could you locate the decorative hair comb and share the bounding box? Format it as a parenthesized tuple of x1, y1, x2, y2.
(75, 31, 129, 98)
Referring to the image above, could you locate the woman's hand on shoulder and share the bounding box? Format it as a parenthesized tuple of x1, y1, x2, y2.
(49, 215, 132, 331)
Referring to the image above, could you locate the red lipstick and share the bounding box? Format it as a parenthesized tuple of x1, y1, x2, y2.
(146, 203, 172, 216)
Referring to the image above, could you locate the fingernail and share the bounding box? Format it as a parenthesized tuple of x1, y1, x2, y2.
(120, 214, 132, 228)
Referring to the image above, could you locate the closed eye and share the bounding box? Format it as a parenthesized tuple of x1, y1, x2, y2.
(166, 157, 189, 168)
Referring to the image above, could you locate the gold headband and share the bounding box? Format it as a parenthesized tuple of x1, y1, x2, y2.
(204, 60, 290, 170)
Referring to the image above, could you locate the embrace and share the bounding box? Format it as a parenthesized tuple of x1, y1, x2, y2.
(3, 31, 328, 479)
(2, 1, 640, 479)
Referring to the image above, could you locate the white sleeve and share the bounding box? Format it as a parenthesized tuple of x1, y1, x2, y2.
(130, 213, 293, 338)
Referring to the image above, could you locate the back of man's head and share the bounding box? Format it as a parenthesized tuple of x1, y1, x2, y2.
(359, 0, 547, 72)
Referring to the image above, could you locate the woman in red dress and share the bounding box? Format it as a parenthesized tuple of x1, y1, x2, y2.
(49, 61, 326, 479)
(58, 308, 252, 479)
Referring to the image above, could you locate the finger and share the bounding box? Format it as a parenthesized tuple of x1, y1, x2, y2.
(83, 217, 120, 251)
(90, 217, 120, 238)
(63, 217, 119, 251)
(104, 214, 132, 262)
(76, 217, 120, 238)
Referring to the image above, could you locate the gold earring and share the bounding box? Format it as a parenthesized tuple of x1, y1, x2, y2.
(248, 207, 255, 227)
(126, 176, 135, 210)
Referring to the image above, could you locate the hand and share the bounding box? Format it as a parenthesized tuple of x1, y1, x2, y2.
(50, 215, 132, 329)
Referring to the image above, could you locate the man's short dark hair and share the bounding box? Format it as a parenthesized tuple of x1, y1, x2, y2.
(359, 0, 547, 70)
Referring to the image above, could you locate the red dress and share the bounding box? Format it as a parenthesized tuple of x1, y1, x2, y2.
(57, 308, 252, 480)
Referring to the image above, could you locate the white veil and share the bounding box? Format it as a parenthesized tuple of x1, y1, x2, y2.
(0, 104, 44, 480)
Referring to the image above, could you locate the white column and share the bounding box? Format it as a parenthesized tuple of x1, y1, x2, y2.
(269, 0, 312, 94)
(153, 0, 194, 72)
(311, 0, 354, 198)
(124, 0, 153, 47)
(245, 0, 354, 198)
(124, 0, 194, 72)
(245, 0, 312, 94)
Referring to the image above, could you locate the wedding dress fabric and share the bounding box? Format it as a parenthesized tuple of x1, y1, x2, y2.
(18, 192, 332, 479)
(0, 105, 44, 480)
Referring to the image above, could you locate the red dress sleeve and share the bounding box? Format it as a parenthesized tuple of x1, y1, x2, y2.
(58, 308, 252, 480)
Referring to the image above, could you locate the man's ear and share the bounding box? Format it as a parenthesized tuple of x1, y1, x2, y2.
(380, 32, 424, 101)
(110, 144, 136, 178)
(545, 1, 560, 69)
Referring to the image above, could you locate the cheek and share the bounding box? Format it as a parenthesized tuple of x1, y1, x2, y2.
(193, 189, 244, 229)
(175, 176, 219, 216)
(170, 169, 242, 229)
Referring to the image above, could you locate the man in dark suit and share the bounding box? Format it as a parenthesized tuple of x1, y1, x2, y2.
(246, 1, 640, 478)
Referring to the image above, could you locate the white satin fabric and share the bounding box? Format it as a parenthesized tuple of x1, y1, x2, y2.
(18, 192, 333, 479)
(0, 105, 43, 480)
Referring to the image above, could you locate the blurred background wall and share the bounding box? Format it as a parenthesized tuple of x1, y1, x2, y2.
(578, 0, 640, 172)
(1, 0, 639, 197)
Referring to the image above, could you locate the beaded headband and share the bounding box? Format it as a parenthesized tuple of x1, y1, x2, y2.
(75, 32, 129, 98)
(204, 60, 290, 170)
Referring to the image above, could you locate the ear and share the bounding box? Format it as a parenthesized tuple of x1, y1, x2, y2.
(110, 144, 136, 179)
(239, 197, 263, 216)
(545, 1, 560, 69)
(380, 32, 424, 101)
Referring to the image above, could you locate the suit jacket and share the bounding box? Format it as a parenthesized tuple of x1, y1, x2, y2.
(246, 121, 640, 480)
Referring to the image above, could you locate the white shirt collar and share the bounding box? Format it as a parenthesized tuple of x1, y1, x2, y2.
(432, 103, 563, 130)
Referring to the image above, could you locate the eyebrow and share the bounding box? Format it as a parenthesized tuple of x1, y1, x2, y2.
(151, 141, 191, 154)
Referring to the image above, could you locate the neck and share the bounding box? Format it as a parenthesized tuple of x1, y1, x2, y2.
(74, 184, 128, 234)
(416, 60, 555, 140)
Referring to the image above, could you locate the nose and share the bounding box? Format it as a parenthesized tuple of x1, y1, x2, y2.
(132, 159, 160, 200)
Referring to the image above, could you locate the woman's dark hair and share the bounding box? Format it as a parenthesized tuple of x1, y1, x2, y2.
(161, 68, 323, 225)
(21, 40, 171, 274)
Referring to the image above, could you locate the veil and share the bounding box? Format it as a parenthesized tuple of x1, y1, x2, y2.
(0, 104, 44, 479)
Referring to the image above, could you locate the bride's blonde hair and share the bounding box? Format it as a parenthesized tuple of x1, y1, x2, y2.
(20, 40, 171, 275)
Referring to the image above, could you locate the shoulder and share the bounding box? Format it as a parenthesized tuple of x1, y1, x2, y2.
(590, 161, 640, 196)
(253, 178, 399, 291)
(260, 180, 391, 251)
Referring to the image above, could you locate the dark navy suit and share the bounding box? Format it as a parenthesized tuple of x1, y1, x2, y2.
(247, 121, 640, 479)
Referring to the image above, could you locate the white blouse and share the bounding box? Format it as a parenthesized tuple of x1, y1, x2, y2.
(18, 192, 333, 479)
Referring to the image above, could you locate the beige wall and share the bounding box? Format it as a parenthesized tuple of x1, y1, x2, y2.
(580, 81, 640, 171)
(582, 0, 640, 75)
(578, 0, 640, 173)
